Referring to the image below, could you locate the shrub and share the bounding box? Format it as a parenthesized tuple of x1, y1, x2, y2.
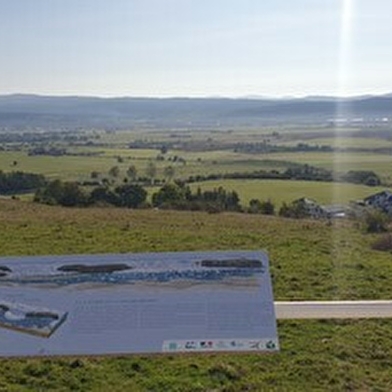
(372, 234, 392, 252)
(89, 187, 119, 206)
(279, 201, 308, 219)
(249, 199, 275, 215)
(34, 180, 88, 207)
(363, 209, 389, 233)
(0, 171, 46, 194)
(152, 184, 187, 207)
(114, 184, 147, 208)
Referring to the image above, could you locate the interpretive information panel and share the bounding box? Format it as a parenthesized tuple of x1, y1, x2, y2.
(0, 251, 278, 356)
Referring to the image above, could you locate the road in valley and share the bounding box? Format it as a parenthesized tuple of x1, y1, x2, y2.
(275, 301, 392, 319)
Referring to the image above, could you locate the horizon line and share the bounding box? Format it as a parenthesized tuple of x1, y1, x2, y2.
(1, 91, 391, 100)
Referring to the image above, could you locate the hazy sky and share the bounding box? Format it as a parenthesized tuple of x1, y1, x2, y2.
(0, 0, 391, 97)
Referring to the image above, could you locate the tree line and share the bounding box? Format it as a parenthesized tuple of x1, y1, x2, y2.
(35, 178, 348, 220)
(234, 142, 333, 154)
(33, 180, 244, 213)
(186, 165, 381, 186)
(36, 178, 337, 219)
(34, 180, 148, 208)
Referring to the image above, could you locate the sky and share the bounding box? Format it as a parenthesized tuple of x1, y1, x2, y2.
(0, 0, 391, 98)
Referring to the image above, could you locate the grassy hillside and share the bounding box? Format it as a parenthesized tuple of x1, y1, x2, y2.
(1, 201, 392, 390)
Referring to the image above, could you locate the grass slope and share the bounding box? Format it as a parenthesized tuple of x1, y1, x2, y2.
(0, 201, 392, 390)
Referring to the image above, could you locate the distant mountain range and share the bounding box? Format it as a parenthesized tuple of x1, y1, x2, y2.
(0, 93, 391, 130)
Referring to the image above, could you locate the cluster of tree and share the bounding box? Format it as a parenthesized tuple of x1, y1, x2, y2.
(29, 147, 99, 158)
(34, 180, 147, 208)
(284, 164, 333, 182)
(340, 170, 381, 186)
(90, 184, 147, 208)
(278, 201, 310, 219)
(167, 155, 186, 164)
(186, 170, 285, 183)
(33, 178, 278, 218)
(33, 180, 244, 213)
(28, 146, 67, 156)
(0, 131, 85, 144)
(129, 140, 217, 154)
(0, 171, 46, 194)
(234, 142, 333, 154)
(34, 178, 286, 218)
(90, 163, 176, 187)
(155, 154, 186, 164)
(34, 180, 88, 206)
(248, 199, 275, 215)
(129, 141, 174, 151)
(152, 183, 241, 213)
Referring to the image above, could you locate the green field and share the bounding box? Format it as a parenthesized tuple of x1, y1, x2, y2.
(2, 128, 392, 186)
(190, 179, 388, 206)
(2, 149, 391, 184)
(0, 150, 174, 181)
(1, 201, 392, 390)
